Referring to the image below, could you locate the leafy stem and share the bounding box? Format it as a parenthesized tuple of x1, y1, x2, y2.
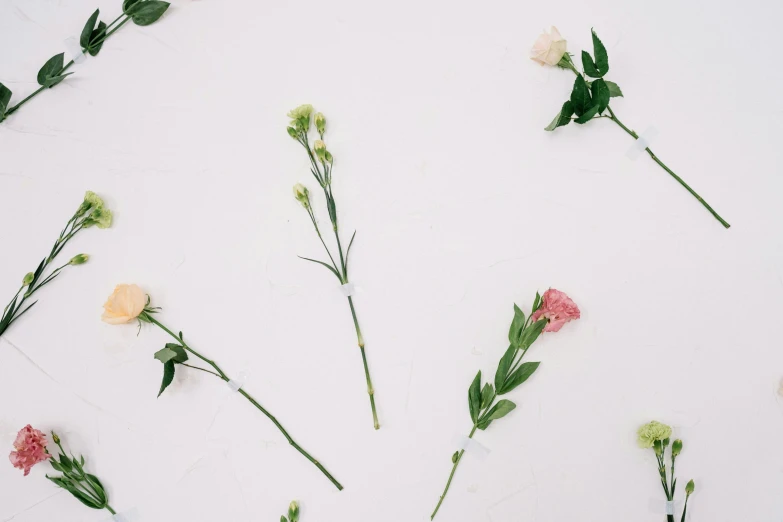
(142, 313, 344, 490)
(430, 425, 477, 520)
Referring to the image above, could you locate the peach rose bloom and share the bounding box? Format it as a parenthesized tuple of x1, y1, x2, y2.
(102, 284, 147, 324)
(530, 27, 567, 66)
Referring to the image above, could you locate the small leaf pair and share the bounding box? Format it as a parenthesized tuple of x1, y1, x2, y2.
(154, 340, 188, 397)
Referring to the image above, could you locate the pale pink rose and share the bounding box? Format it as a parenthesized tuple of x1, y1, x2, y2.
(9, 425, 51, 476)
(530, 27, 568, 66)
(531, 289, 580, 332)
(102, 284, 147, 325)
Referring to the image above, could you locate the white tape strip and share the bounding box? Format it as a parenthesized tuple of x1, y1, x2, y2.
(626, 126, 659, 160)
(101, 507, 141, 522)
(63, 36, 87, 64)
(340, 282, 355, 297)
(648, 498, 680, 514)
(665, 500, 675, 515)
(226, 371, 247, 392)
(457, 435, 491, 460)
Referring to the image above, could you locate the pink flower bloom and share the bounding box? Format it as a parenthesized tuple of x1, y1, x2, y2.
(531, 289, 580, 333)
(9, 425, 50, 476)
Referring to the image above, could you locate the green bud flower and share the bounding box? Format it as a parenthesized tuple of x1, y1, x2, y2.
(288, 500, 299, 522)
(324, 150, 333, 164)
(22, 272, 34, 286)
(293, 183, 310, 208)
(51, 432, 60, 444)
(84, 207, 113, 229)
(315, 112, 326, 135)
(653, 439, 663, 456)
(313, 139, 327, 161)
(69, 254, 89, 266)
(672, 439, 682, 456)
(287, 126, 298, 139)
(637, 420, 673, 449)
(451, 451, 459, 463)
(685, 479, 695, 495)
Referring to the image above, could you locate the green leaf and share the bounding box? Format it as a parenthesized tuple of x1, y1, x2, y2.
(157, 360, 175, 397)
(123, 0, 143, 13)
(477, 399, 516, 430)
(281, 517, 288, 522)
(591, 79, 610, 114)
(544, 100, 574, 132)
(581, 51, 601, 78)
(49, 460, 63, 472)
(130, 1, 170, 26)
(43, 73, 73, 89)
(298, 256, 342, 281)
(532, 291, 542, 313)
(154, 346, 177, 364)
(605, 80, 623, 98)
(0, 83, 12, 118)
(507, 304, 525, 346)
(468, 371, 481, 424)
(518, 319, 547, 350)
(80, 9, 100, 48)
(85, 474, 107, 504)
(494, 344, 515, 391)
(569, 75, 592, 116)
(37, 53, 65, 86)
(499, 362, 540, 394)
(480, 383, 495, 410)
(58, 453, 73, 472)
(591, 29, 609, 76)
(165, 343, 188, 363)
(574, 104, 601, 124)
(88, 21, 107, 56)
(67, 486, 103, 509)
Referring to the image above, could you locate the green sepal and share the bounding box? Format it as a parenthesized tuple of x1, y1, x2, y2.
(507, 304, 526, 346)
(544, 101, 574, 132)
(157, 360, 175, 397)
(591, 79, 610, 114)
(494, 344, 515, 391)
(468, 370, 481, 424)
(569, 75, 592, 116)
(0, 83, 12, 119)
(591, 29, 609, 76)
(498, 361, 540, 395)
(37, 53, 65, 86)
(605, 81, 623, 98)
(575, 104, 601, 124)
(477, 399, 516, 430)
(480, 383, 495, 410)
(80, 9, 100, 48)
(88, 21, 108, 56)
(130, 1, 170, 26)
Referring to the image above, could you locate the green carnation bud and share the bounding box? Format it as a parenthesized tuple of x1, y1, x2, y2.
(22, 272, 34, 286)
(324, 150, 333, 164)
(313, 139, 327, 161)
(293, 183, 310, 208)
(672, 439, 682, 456)
(287, 126, 298, 139)
(653, 439, 663, 456)
(51, 432, 60, 444)
(288, 500, 299, 522)
(451, 451, 459, 463)
(69, 254, 89, 265)
(315, 112, 326, 135)
(685, 479, 695, 495)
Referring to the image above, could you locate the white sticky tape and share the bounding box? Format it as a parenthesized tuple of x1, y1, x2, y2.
(340, 282, 355, 297)
(626, 126, 659, 160)
(63, 36, 86, 64)
(226, 371, 247, 392)
(648, 498, 679, 514)
(665, 500, 675, 515)
(101, 507, 141, 522)
(457, 435, 491, 460)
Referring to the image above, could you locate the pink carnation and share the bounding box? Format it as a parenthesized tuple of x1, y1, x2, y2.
(531, 289, 580, 333)
(9, 425, 51, 476)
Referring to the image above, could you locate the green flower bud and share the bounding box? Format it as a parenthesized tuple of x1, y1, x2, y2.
(637, 420, 672, 449)
(69, 254, 89, 265)
(51, 432, 60, 444)
(324, 150, 333, 164)
(451, 451, 459, 463)
(288, 500, 299, 522)
(685, 479, 695, 495)
(672, 439, 682, 456)
(653, 439, 663, 456)
(313, 139, 327, 161)
(293, 183, 310, 208)
(22, 272, 34, 286)
(315, 112, 326, 135)
(287, 126, 298, 139)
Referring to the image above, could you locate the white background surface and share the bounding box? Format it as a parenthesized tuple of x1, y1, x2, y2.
(1, 0, 782, 521)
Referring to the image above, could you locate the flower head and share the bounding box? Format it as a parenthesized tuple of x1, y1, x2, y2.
(293, 183, 310, 208)
(315, 112, 326, 136)
(9, 425, 51, 476)
(69, 254, 89, 266)
(83, 206, 113, 229)
(637, 420, 672, 449)
(530, 27, 567, 66)
(288, 104, 313, 131)
(530, 289, 580, 332)
(102, 284, 147, 325)
(84, 191, 105, 209)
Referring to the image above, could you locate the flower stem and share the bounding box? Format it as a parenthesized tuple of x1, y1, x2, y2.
(431, 426, 477, 520)
(145, 315, 344, 491)
(605, 106, 730, 228)
(105, 505, 117, 515)
(348, 296, 379, 430)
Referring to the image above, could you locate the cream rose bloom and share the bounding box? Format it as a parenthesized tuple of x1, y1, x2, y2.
(530, 27, 567, 66)
(102, 284, 147, 324)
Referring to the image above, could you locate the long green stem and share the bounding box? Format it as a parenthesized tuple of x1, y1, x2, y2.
(605, 107, 730, 228)
(348, 296, 379, 430)
(431, 426, 477, 519)
(105, 505, 116, 515)
(144, 315, 343, 491)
